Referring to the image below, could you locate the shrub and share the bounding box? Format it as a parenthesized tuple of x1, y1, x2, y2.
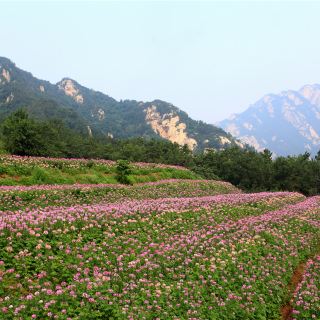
(115, 160, 132, 185)
(31, 167, 51, 184)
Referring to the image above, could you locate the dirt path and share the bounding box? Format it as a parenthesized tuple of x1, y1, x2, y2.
(281, 262, 306, 320)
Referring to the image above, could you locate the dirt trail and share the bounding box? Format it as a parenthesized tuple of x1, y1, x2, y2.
(281, 262, 306, 320)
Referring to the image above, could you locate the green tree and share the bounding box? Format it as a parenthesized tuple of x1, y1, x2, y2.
(1, 109, 47, 156)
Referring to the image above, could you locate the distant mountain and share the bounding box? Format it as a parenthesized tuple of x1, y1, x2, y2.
(219, 85, 320, 156)
(0, 57, 241, 151)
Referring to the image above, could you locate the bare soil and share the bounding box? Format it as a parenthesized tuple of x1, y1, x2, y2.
(281, 262, 306, 320)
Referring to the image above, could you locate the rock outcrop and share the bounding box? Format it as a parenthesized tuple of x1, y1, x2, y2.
(0, 68, 11, 84)
(145, 105, 197, 150)
(58, 79, 84, 104)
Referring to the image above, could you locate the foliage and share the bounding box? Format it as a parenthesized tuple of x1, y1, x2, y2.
(291, 255, 320, 319)
(0, 190, 318, 319)
(0, 156, 198, 187)
(1, 110, 320, 195)
(0, 57, 239, 151)
(0, 110, 194, 166)
(1, 110, 46, 156)
(0, 179, 239, 212)
(115, 160, 132, 185)
(193, 147, 320, 196)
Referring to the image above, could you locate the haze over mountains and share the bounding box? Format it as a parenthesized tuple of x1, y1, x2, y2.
(0, 57, 240, 152)
(219, 85, 320, 156)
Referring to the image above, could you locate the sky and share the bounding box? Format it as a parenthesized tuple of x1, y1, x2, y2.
(1, 1, 320, 122)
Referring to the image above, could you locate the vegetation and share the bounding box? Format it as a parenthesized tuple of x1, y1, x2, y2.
(0, 186, 318, 319)
(0, 155, 199, 186)
(0, 56, 240, 151)
(1, 60, 319, 320)
(0, 179, 239, 212)
(0, 110, 194, 165)
(0, 110, 318, 319)
(1, 110, 320, 195)
(115, 160, 133, 185)
(193, 148, 320, 196)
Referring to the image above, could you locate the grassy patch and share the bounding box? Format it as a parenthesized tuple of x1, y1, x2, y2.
(0, 157, 200, 186)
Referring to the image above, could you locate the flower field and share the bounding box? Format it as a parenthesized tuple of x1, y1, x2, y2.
(0, 179, 239, 211)
(0, 157, 318, 319)
(0, 155, 187, 171)
(291, 255, 320, 319)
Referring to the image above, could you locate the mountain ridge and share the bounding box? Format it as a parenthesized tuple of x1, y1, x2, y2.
(0, 57, 242, 152)
(219, 84, 320, 156)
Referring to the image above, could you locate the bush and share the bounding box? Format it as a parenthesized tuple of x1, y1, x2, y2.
(31, 167, 51, 184)
(115, 160, 132, 185)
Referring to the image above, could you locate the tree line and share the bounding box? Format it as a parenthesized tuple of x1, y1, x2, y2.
(1, 110, 319, 195)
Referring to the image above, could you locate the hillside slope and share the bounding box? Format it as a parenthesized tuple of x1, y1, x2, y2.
(0, 57, 241, 151)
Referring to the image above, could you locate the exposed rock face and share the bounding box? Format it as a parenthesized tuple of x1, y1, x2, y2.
(5, 93, 14, 104)
(239, 135, 264, 152)
(39, 85, 45, 92)
(300, 84, 320, 106)
(87, 126, 93, 137)
(97, 108, 105, 121)
(144, 105, 197, 150)
(219, 136, 231, 145)
(91, 108, 105, 121)
(58, 79, 84, 104)
(234, 140, 245, 148)
(1, 68, 11, 83)
(219, 84, 320, 156)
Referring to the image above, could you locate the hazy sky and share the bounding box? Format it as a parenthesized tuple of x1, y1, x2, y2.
(1, 1, 320, 122)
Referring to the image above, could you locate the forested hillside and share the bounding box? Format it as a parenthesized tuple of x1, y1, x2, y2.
(0, 57, 240, 151)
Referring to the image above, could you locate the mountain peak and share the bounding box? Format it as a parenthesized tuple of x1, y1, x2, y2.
(0, 57, 15, 67)
(299, 84, 320, 106)
(58, 77, 79, 84)
(219, 84, 320, 156)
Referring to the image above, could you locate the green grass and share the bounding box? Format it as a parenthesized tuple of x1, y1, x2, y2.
(0, 162, 200, 186)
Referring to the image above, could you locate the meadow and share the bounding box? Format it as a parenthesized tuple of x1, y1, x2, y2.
(0, 156, 198, 186)
(0, 156, 319, 319)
